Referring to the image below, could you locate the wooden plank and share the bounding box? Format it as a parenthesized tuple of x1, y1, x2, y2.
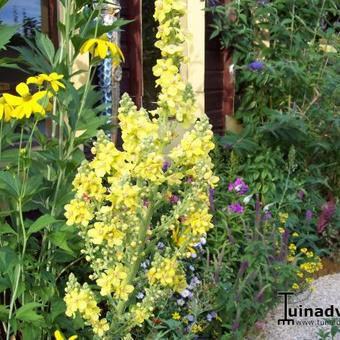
(47, 0, 59, 47)
(204, 0, 235, 135)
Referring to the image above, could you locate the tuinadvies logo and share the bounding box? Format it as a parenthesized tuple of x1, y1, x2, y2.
(278, 292, 340, 326)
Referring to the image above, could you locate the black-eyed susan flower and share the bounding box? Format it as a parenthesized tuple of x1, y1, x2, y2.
(27, 72, 65, 92)
(3, 83, 49, 119)
(80, 35, 124, 65)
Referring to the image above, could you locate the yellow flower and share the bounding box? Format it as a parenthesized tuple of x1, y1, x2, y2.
(279, 212, 289, 224)
(172, 312, 181, 320)
(292, 232, 299, 237)
(297, 271, 304, 278)
(132, 306, 150, 324)
(0, 96, 13, 121)
(300, 248, 308, 254)
(148, 257, 187, 292)
(306, 251, 314, 258)
(319, 44, 337, 53)
(288, 243, 297, 253)
(3, 83, 49, 119)
(27, 72, 65, 92)
(54, 330, 78, 340)
(278, 227, 285, 234)
(292, 283, 300, 290)
(306, 277, 314, 284)
(64, 199, 94, 227)
(191, 323, 203, 334)
(80, 35, 124, 65)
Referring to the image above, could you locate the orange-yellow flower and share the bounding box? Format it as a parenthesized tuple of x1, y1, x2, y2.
(3, 83, 49, 119)
(80, 35, 124, 65)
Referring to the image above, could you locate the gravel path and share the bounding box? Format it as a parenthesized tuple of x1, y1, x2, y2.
(259, 273, 340, 340)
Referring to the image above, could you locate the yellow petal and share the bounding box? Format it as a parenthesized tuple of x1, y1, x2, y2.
(16, 82, 30, 97)
(68, 336, 78, 340)
(0, 102, 3, 120)
(56, 81, 65, 88)
(51, 82, 59, 92)
(97, 41, 108, 59)
(54, 330, 65, 340)
(32, 102, 45, 115)
(50, 72, 64, 80)
(26, 76, 39, 85)
(33, 90, 48, 101)
(80, 39, 96, 54)
(12, 106, 26, 119)
(3, 93, 23, 106)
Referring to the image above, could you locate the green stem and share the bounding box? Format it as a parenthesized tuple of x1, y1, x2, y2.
(17, 125, 24, 176)
(6, 199, 27, 340)
(0, 119, 3, 162)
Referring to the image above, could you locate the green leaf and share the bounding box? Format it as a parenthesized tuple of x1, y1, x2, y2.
(35, 31, 55, 64)
(0, 305, 9, 321)
(0, 171, 20, 199)
(27, 215, 58, 236)
(0, 0, 9, 9)
(0, 223, 17, 235)
(0, 25, 19, 50)
(0, 276, 10, 293)
(21, 325, 41, 340)
(15, 302, 43, 322)
(0, 247, 19, 274)
(49, 226, 75, 254)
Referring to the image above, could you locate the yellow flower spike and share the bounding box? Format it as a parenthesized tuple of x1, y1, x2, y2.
(80, 35, 124, 64)
(3, 82, 49, 119)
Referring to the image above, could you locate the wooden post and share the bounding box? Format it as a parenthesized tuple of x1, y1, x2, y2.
(121, 0, 143, 109)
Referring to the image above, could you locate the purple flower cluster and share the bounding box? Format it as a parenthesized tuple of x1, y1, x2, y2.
(228, 202, 245, 214)
(305, 209, 313, 221)
(169, 194, 180, 204)
(162, 161, 171, 172)
(207, 311, 218, 322)
(248, 60, 265, 71)
(228, 178, 249, 195)
(176, 276, 201, 308)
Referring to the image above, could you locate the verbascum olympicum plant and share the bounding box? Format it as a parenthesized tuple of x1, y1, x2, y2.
(63, 0, 218, 338)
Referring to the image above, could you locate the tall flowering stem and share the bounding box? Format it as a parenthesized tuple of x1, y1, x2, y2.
(63, 0, 218, 337)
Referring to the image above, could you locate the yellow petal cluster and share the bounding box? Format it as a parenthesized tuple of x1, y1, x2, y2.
(64, 274, 109, 337)
(148, 257, 187, 293)
(96, 264, 134, 300)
